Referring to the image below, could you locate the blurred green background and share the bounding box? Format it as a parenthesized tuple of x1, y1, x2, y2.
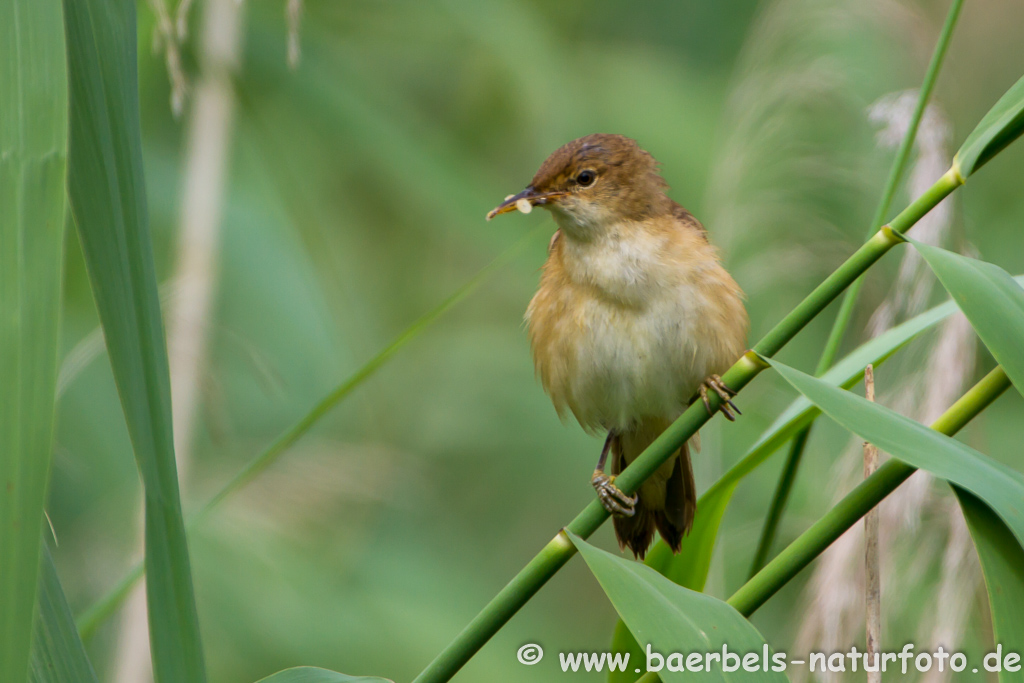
(52, 0, 1023, 681)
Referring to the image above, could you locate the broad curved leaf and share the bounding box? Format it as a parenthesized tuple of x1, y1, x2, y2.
(906, 238, 1024, 398)
(955, 74, 1024, 177)
(956, 488, 1024, 683)
(769, 359, 1024, 547)
(570, 533, 788, 682)
(256, 667, 392, 683)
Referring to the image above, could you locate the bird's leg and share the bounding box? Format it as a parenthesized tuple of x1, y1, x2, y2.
(591, 431, 637, 517)
(698, 374, 741, 422)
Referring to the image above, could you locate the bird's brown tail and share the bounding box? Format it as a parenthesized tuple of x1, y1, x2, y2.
(611, 433, 696, 559)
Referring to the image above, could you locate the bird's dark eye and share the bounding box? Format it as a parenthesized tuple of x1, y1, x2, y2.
(575, 170, 597, 187)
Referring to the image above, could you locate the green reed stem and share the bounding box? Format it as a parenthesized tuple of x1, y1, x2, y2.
(729, 365, 1010, 617)
(75, 228, 541, 639)
(411, 168, 963, 683)
(748, 427, 809, 576)
(749, 0, 965, 577)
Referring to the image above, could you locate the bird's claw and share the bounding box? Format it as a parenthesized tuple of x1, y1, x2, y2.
(592, 470, 637, 517)
(699, 374, 741, 421)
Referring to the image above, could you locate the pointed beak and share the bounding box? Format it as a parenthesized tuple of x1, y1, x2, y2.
(486, 187, 566, 221)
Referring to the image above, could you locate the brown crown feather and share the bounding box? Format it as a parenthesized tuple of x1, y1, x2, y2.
(530, 134, 671, 221)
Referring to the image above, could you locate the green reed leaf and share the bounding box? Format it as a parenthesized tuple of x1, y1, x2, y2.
(570, 533, 788, 683)
(63, 0, 206, 679)
(905, 238, 1024, 398)
(769, 359, 1024, 547)
(727, 366, 1011, 618)
(956, 489, 1024, 683)
(30, 544, 99, 683)
(0, 1, 67, 680)
(955, 74, 1024, 177)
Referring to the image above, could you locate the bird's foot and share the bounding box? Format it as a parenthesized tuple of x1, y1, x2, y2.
(592, 470, 637, 517)
(699, 374, 741, 421)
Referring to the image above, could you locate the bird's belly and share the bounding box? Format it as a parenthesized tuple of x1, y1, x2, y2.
(546, 296, 711, 431)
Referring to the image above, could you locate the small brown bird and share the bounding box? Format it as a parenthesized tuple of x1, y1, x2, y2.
(489, 134, 748, 558)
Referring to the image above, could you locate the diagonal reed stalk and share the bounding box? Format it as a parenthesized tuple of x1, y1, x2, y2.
(75, 226, 543, 639)
(410, 168, 963, 683)
(749, 0, 965, 575)
(631, 364, 1011, 683)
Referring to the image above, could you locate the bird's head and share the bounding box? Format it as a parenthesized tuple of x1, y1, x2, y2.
(487, 134, 670, 240)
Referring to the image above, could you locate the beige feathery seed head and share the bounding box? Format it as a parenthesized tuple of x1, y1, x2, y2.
(868, 94, 953, 337)
(792, 445, 866, 683)
(175, 0, 196, 39)
(287, 0, 304, 69)
(147, 0, 189, 117)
